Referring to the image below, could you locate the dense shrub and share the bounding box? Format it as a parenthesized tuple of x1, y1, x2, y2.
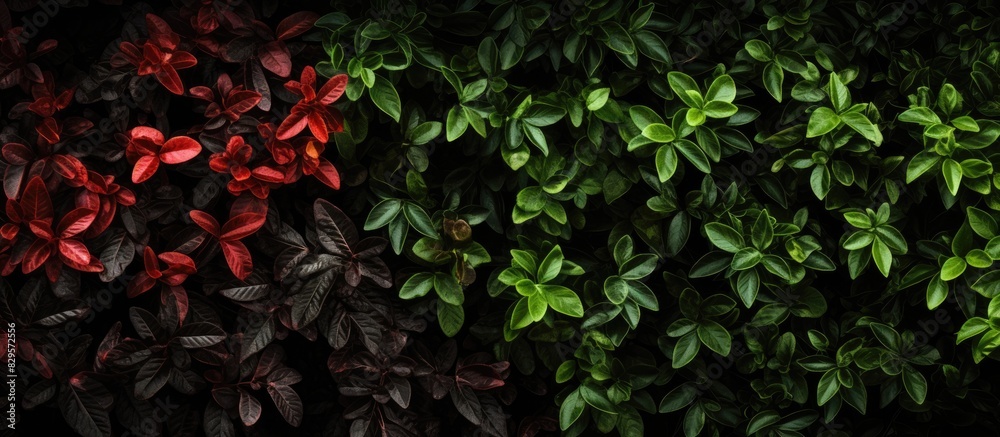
(5, 0, 1000, 436)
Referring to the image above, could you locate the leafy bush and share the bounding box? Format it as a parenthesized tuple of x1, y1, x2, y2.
(5, 0, 1000, 436)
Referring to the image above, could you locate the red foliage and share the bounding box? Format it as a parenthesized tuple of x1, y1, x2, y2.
(276, 66, 348, 143)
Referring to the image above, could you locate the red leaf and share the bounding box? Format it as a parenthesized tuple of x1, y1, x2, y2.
(317, 74, 348, 105)
(132, 155, 159, 183)
(189, 210, 221, 236)
(56, 208, 96, 238)
(313, 159, 341, 190)
(154, 65, 185, 95)
(142, 246, 162, 279)
(250, 166, 284, 183)
(159, 136, 202, 164)
(258, 41, 291, 77)
(306, 111, 329, 143)
(127, 272, 157, 298)
(169, 51, 198, 70)
(221, 241, 253, 280)
(146, 14, 178, 50)
(189, 86, 214, 101)
(221, 213, 265, 241)
(35, 117, 60, 145)
(130, 126, 165, 144)
(22, 238, 52, 273)
(2, 143, 32, 165)
(20, 176, 52, 220)
(226, 90, 262, 115)
(50, 154, 83, 180)
(275, 108, 308, 140)
(275, 12, 319, 40)
(58, 239, 92, 266)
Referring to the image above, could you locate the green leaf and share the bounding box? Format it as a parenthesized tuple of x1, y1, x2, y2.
(399, 272, 434, 299)
(747, 411, 781, 435)
(806, 107, 840, 138)
(872, 238, 892, 277)
(705, 75, 736, 103)
(940, 256, 967, 281)
(527, 292, 547, 322)
(370, 75, 401, 122)
(655, 144, 678, 182)
(559, 389, 586, 431)
(434, 272, 464, 305)
(409, 121, 442, 145)
(510, 298, 533, 330)
(604, 276, 629, 304)
(810, 165, 831, 199)
(705, 222, 744, 253)
(841, 112, 883, 145)
(672, 332, 701, 368)
(642, 123, 676, 143)
(926, 275, 948, 310)
(668, 71, 701, 107)
(437, 301, 464, 337)
(902, 367, 927, 404)
(586, 88, 611, 111)
(827, 73, 851, 113)
(745, 40, 773, 61)
(731, 248, 762, 270)
(843, 212, 872, 229)
(702, 101, 738, 118)
(619, 253, 658, 279)
(952, 115, 979, 132)
(906, 152, 942, 183)
(542, 285, 584, 317)
(477, 36, 498, 75)
(898, 107, 941, 125)
(629, 105, 665, 130)
(658, 384, 698, 413)
(446, 106, 469, 141)
(968, 207, 998, 238)
(942, 158, 963, 196)
(599, 22, 635, 55)
(763, 62, 783, 102)
(736, 269, 760, 307)
(404, 203, 438, 238)
(696, 321, 731, 355)
(817, 369, 840, 406)
(537, 245, 564, 283)
(365, 199, 403, 230)
(752, 210, 774, 249)
(685, 108, 706, 126)
(674, 139, 712, 173)
(517, 187, 548, 212)
(956, 317, 989, 344)
(580, 382, 618, 414)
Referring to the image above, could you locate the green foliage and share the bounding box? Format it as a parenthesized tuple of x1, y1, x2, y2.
(316, 0, 1000, 435)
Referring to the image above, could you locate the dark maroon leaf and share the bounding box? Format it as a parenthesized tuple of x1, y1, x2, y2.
(450, 384, 483, 425)
(203, 401, 235, 437)
(23, 379, 57, 409)
(134, 357, 171, 400)
(96, 228, 135, 282)
(313, 198, 358, 257)
(239, 313, 275, 361)
(174, 323, 227, 349)
(267, 384, 303, 426)
(386, 374, 411, 408)
(238, 389, 262, 426)
(129, 307, 162, 342)
(219, 284, 272, 302)
(58, 376, 113, 437)
(290, 269, 335, 329)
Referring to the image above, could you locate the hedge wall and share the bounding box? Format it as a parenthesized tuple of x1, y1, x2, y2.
(4, 0, 1000, 436)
